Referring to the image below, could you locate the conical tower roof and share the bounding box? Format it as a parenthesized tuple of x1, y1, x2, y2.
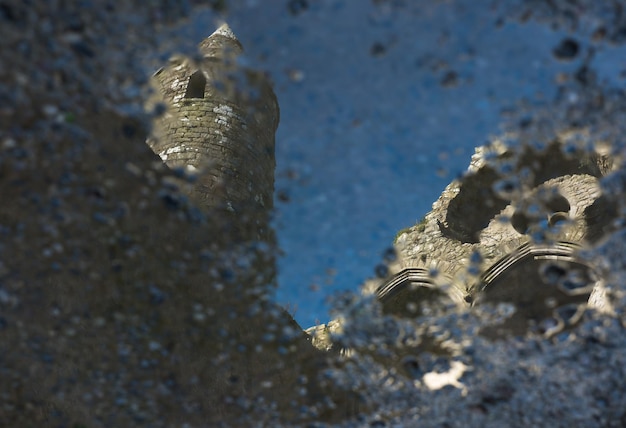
(198, 22, 243, 59)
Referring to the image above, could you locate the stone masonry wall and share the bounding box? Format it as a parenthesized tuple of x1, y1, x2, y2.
(303, 137, 617, 357)
(373, 137, 615, 330)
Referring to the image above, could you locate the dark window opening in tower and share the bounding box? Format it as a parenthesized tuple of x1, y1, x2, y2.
(184, 71, 206, 98)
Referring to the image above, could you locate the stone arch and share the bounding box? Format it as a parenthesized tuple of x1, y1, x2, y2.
(510, 191, 571, 235)
(474, 242, 596, 338)
(583, 194, 619, 243)
(443, 166, 508, 243)
(376, 268, 462, 317)
(184, 70, 206, 99)
(443, 141, 608, 244)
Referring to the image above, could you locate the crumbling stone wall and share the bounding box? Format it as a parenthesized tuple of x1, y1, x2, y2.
(310, 136, 617, 353)
(359, 138, 616, 337)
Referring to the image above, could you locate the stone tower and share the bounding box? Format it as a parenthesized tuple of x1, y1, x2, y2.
(148, 23, 279, 242)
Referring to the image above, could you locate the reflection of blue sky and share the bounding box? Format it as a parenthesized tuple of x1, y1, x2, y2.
(188, 1, 622, 327)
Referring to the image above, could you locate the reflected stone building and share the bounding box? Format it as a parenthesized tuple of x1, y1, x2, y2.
(150, 25, 617, 346)
(8, 3, 626, 426)
(371, 138, 616, 339)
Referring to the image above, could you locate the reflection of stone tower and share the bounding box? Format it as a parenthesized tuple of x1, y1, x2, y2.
(148, 24, 279, 241)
